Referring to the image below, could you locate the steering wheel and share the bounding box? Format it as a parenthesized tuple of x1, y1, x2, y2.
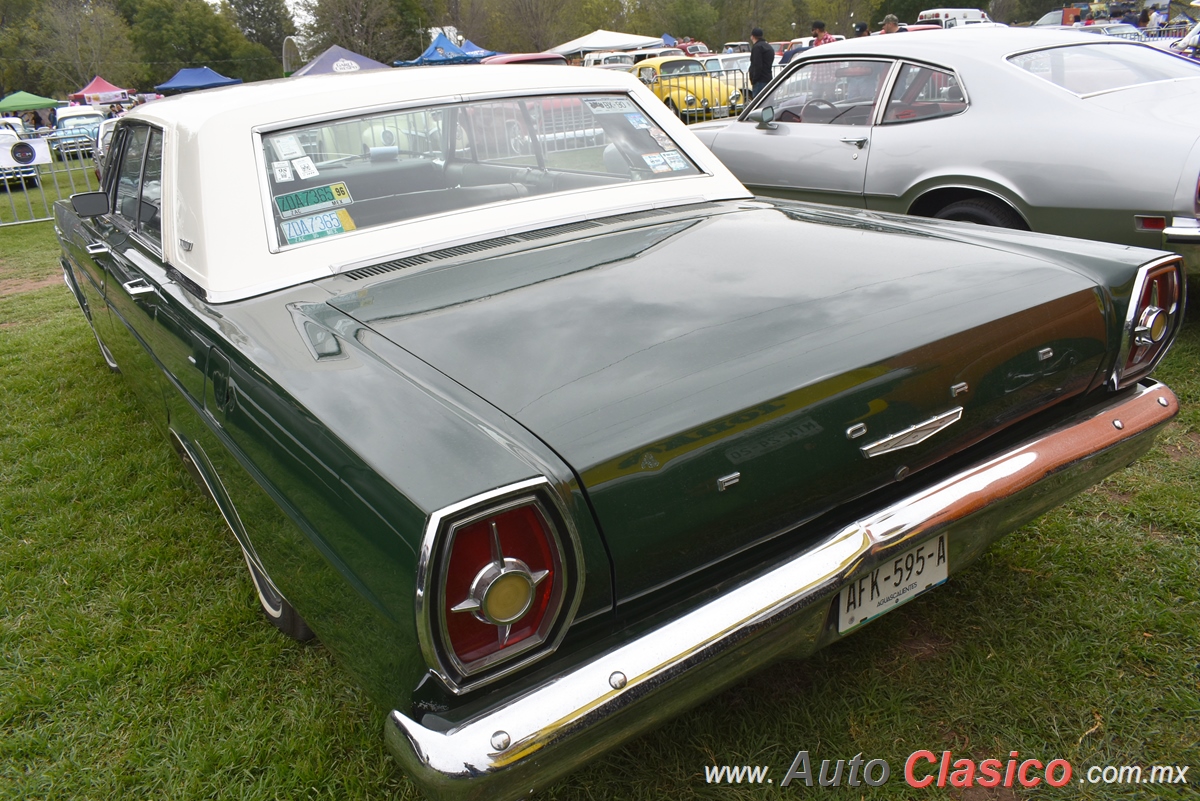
(802, 99, 837, 113)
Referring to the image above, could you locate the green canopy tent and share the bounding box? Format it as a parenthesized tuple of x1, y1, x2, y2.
(0, 91, 62, 113)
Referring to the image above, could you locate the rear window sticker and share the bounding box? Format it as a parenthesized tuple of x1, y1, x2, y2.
(292, 156, 319, 180)
(272, 161, 294, 183)
(583, 97, 636, 114)
(641, 152, 671, 173)
(272, 135, 305, 160)
(661, 150, 688, 170)
(648, 128, 674, 149)
(625, 112, 651, 129)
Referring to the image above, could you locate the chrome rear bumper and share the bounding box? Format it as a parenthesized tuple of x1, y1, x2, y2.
(387, 380, 1177, 801)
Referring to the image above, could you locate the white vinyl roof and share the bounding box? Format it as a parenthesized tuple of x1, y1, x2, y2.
(119, 65, 749, 303)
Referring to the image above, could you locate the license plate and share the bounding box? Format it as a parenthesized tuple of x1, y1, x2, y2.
(837, 533, 948, 633)
(712, 107, 729, 118)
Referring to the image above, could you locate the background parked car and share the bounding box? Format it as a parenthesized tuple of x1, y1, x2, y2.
(692, 28, 1200, 272)
(582, 51, 635, 69)
(701, 52, 751, 76)
(480, 52, 568, 65)
(47, 106, 104, 160)
(0, 115, 30, 136)
(634, 56, 743, 120)
(0, 129, 39, 188)
(630, 46, 684, 63)
(91, 116, 120, 179)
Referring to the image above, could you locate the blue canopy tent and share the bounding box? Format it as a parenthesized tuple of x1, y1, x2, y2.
(394, 32, 479, 66)
(459, 39, 499, 59)
(292, 45, 390, 77)
(154, 67, 241, 93)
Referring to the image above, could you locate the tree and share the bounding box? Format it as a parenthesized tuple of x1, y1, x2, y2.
(28, 0, 142, 96)
(664, 0, 720, 41)
(498, 0, 569, 52)
(298, 0, 423, 64)
(223, 0, 296, 59)
(133, 0, 279, 86)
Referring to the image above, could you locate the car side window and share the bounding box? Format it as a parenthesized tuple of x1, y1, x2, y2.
(140, 129, 163, 246)
(113, 125, 148, 226)
(638, 67, 656, 82)
(882, 63, 965, 123)
(761, 60, 891, 126)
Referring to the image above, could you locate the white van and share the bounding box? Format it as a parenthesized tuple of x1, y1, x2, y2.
(915, 8, 991, 27)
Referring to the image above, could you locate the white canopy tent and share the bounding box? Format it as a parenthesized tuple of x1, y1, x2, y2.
(548, 29, 664, 57)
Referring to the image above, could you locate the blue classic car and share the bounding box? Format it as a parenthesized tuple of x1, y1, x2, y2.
(57, 65, 1181, 800)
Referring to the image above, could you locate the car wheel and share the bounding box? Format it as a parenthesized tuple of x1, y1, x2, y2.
(933, 197, 1027, 229)
(241, 549, 315, 641)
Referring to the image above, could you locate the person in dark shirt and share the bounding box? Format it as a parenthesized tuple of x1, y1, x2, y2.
(748, 27, 774, 100)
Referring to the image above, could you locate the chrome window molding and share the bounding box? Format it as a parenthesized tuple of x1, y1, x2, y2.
(876, 61, 969, 126)
(416, 476, 585, 695)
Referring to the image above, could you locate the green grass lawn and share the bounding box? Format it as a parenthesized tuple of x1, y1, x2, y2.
(1, 221, 1197, 800)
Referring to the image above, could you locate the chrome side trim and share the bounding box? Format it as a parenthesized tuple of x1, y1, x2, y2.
(388, 380, 1177, 801)
(860, 406, 962, 458)
(416, 477, 586, 695)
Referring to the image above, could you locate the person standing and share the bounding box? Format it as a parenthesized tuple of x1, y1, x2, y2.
(748, 27, 774, 100)
(811, 20, 837, 46)
(854, 22, 870, 37)
(882, 14, 906, 33)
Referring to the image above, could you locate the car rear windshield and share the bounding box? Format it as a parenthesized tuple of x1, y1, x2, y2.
(260, 93, 700, 249)
(1008, 42, 1200, 95)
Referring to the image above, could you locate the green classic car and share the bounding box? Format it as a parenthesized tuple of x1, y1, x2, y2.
(57, 65, 1182, 800)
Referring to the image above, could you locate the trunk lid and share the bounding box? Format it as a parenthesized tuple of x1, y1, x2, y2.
(328, 206, 1109, 604)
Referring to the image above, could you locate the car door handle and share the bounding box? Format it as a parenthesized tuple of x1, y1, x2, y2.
(122, 278, 156, 296)
(85, 242, 110, 256)
(840, 137, 868, 149)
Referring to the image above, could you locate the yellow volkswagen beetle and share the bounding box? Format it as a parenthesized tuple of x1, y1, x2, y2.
(633, 57, 743, 122)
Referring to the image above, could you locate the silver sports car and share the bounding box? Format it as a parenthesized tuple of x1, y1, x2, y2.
(691, 28, 1200, 271)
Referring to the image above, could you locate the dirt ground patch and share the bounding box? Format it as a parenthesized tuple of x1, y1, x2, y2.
(1163, 431, 1200, 462)
(0, 274, 61, 297)
(897, 618, 954, 661)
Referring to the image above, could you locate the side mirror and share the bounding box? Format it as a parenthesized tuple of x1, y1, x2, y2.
(748, 106, 777, 130)
(71, 191, 110, 218)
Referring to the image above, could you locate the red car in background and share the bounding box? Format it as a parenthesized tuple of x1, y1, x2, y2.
(481, 53, 569, 65)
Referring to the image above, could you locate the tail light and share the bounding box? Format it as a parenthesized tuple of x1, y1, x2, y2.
(1112, 257, 1184, 389)
(418, 478, 581, 693)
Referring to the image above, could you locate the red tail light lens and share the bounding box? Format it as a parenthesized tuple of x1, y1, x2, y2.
(443, 503, 561, 669)
(1115, 258, 1183, 388)
(420, 481, 579, 692)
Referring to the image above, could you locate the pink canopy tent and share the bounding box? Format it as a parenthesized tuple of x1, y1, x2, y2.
(69, 76, 130, 102)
